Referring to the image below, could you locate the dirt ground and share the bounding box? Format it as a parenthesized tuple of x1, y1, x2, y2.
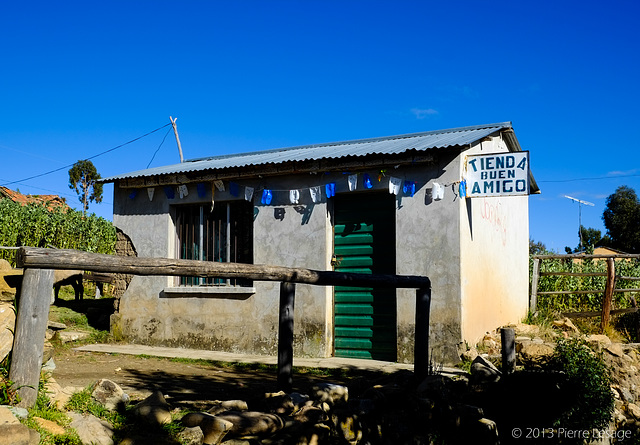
(50, 347, 386, 411)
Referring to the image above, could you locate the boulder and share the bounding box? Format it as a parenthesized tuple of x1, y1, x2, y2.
(312, 383, 348, 406)
(91, 379, 129, 411)
(552, 317, 580, 334)
(0, 303, 16, 362)
(519, 342, 555, 368)
(68, 412, 114, 445)
(182, 412, 234, 445)
(470, 355, 501, 383)
(132, 391, 172, 425)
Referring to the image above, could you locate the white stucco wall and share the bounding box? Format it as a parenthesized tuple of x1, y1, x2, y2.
(459, 138, 530, 345)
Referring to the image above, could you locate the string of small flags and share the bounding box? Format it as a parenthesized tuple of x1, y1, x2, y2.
(129, 171, 466, 204)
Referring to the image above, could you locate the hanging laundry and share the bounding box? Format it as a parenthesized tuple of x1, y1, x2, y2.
(178, 184, 189, 199)
(389, 177, 402, 195)
(245, 186, 254, 202)
(348, 174, 357, 191)
(310, 185, 322, 203)
(164, 186, 175, 199)
(289, 189, 300, 204)
(147, 187, 155, 201)
(214, 180, 225, 191)
(403, 181, 416, 197)
(431, 183, 444, 201)
(229, 182, 240, 197)
(129, 190, 138, 200)
(261, 189, 273, 205)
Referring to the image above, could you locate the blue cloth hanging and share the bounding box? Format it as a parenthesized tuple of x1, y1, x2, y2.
(229, 182, 240, 197)
(164, 186, 175, 199)
(325, 182, 336, 198)
(403, 181, 416, 197)
(128, 190, 138, 199)
(197, 183, 207, 198)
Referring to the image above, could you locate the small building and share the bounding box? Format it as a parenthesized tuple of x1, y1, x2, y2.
(0, 186, 68, 211)
(102, 122, 539, 363)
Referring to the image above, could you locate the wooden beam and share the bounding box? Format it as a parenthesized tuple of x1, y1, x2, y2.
(563, 307, 637, 319)
(601, 258, 616, 331)
(530, 258, 540, 313)
(9, 269, 54, 408)
(414, 287, 431, 380)
(16, 247, 430, 289)
(277, 282, 295, 392)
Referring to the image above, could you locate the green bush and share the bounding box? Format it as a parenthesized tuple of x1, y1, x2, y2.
(0, 199, 116, 265)
(551, 338, 614, 431)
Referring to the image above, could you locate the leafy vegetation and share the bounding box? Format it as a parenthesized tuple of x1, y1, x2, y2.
(550, 338, 614, 431)
(0, 199, 116, 265)
(603, 185, 640, 254)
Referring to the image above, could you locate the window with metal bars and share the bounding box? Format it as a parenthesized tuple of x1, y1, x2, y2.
(175, 201, 253, 286)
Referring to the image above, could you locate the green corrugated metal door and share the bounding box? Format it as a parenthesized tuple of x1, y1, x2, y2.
(333, 193, 397, 361)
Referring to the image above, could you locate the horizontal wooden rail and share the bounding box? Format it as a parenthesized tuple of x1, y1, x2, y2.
(538, 288, 640, 296)
(539, 272, 607, 277)
(11, 246, 433, 404)
(16, 247, 430, 289)
(533, 253, 640, 260)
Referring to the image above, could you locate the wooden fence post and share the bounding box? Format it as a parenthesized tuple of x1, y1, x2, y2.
(277, 282, 295, 392)
(9, 268, 54, 408)
(601, 258, 616, 332)
(414, 286, 431, 380)
(501, 328, 516, 375)
(530, 258, 540, 313)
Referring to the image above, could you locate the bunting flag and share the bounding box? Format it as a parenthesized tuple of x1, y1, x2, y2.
(325, 182, 336, 198)
(363, 173, 373, 189)
(129, 190, 138, 199)
(348, 174, 357, 191)
(214, 180, 225, 191)
(389, 177, 402, 195)
(245, 186, 254, 202)
(230, 182, 240, 197)
(164, 186, 175, 199)
(403, 181, 416, 197)
(147, 187, 155, 201)
(310, 186, 322, 203)
(197, 183, 206, 198)
(178, 184, 189, 199)
(459, 180, 467, 198)
(261, 189, 273, 205)
(289, 189, 300, 204)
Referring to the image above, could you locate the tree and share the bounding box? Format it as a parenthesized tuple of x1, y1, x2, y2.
(68, 160, 103, 216)
(565, 226, 606, 253)
(602, 185, 640, 253)
(530, 238, 549, 255)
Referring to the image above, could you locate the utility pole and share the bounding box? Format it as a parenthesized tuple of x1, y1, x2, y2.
(170, 116, 184, 163)
(565, 195, 595, 250)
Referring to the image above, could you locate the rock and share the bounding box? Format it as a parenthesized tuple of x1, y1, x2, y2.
(177, 426, 204, 445)
(605, 343, 625, 358)
(207, 399, 248, 415)
(292, 405, 325, 425)
(627, 403, 640, 420)
(519, 342, 555, 368)
(132, 390, 172, 425)
(470, 355, 501, 383)
(0, 423, 40, 445)
(461, 347, 478, 362)
(48, 321, 67, 330)
(476, 418, 499, 445)
(33, 416, 66, 436)
(68, 412, 114, 445)
(332, 410, 363, 444)
(91, 379, 129, 411)
(216, 411, 285, 437)
(0, 303, 16, 362)
(182, 412, 234, 444)
(312, 383, 348, 406)
(55, 330, 91, 343)
(552, 317, 580, 333)
(588, 334, 612, 350)
(0, 406, 20, 424)
(510, 323, 540, 337)
(1, 405, 28, 420)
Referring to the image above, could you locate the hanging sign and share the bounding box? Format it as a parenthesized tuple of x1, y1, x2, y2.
(466, 152, 530, 197)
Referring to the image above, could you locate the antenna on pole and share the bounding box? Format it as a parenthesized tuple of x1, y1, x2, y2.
(170, 116, 184, 163)
(564, 195, 595, 250)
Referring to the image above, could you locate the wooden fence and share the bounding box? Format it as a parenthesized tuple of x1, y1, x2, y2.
(10, 246, 432, 408)
(531, 253, 640, 331)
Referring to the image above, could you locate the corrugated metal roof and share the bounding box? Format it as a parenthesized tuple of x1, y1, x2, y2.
(102, 122, 513, 182)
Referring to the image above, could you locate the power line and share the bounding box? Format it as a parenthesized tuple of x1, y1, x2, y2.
(0, 123, 172, 187)
(539, 173, 640, 183)
(146, 127, 173, 168)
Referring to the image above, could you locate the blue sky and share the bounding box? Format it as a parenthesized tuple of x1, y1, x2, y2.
(1, 1, 638, 253)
